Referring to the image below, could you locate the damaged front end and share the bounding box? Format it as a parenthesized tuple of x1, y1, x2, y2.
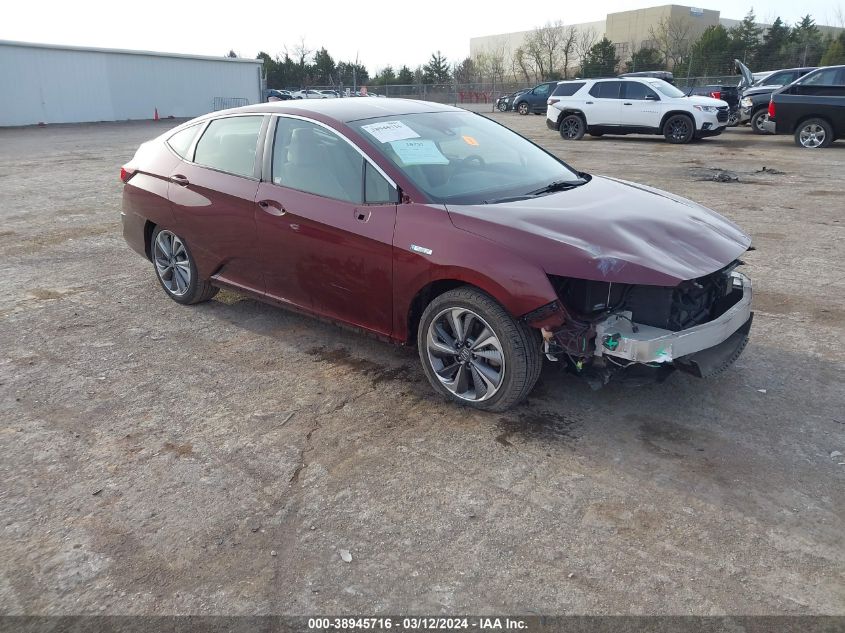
(524, 261, 753, 386)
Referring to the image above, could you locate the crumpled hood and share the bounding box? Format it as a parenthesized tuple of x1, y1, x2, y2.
(742, 85, 777, 97)
(446, 175, 751, 286)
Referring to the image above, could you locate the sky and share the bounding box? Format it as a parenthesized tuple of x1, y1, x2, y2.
(2, 0, 843, 73)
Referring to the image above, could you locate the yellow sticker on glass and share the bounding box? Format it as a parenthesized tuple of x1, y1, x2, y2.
(462, 135, 479, 146)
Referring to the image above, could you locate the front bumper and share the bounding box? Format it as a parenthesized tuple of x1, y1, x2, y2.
(593, 272, 752, 364)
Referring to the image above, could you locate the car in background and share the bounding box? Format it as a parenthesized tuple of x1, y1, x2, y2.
(495, 89, 528, 112)
(293, 89, 327, 99)
(547, 77, 729, 143)
(120, 98, 753, 410)
(266, 89, 294, 102)
(739, 67, 816, 133)
(764, 65, 845, 147)
(318, 90, 339, 98)
(513, 82, 558, 115)
(685, 60, 753, 126)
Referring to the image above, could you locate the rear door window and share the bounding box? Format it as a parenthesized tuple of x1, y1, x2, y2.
(552, 82, 585, 97)
(193, 116, 263, 178)
(167, 124, 202, 159)
(589, 81, 623, 99)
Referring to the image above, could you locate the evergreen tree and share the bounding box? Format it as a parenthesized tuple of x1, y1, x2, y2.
(423, 51, 451, 83)
(581, 38, 620, 77)
(626, 47, 663, 72)
(789, 15, 824, 66)
(313, 48, 336, 85)
(729, 9, 762, 65)
(820, 33, 845, 65)
(396, 65, 415, 84)
(689, 25, 734, 76)
(758, 17, 791, 69)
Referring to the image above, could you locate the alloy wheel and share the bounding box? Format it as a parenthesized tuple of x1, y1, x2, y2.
(669, 119, 690, 141)
(799, 123, 825, 148)
(426, 307, 505, 402)
(561, 117, 582, 139)
(753, 113, 768, 132)
(153, 230, 191, 296)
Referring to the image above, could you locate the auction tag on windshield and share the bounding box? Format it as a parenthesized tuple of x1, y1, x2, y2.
(361, 120, 420, 143)
(389, 139, 449, 165)
(462, 135, 479, 146)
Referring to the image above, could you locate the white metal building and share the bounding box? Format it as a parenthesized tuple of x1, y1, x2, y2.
(0, 40, 263, 127)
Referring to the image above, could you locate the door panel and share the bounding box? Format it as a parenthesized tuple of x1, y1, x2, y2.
(254, 183, 396, 335)
(619, 81, 662, 128)
(168, 162, 262, 289)
(586, 81, 623, 125)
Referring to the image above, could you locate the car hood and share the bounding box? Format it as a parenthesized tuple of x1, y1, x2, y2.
(742, 85, 776, 97)
(445, 175, 751, 286)
(684, 95, 728, 107)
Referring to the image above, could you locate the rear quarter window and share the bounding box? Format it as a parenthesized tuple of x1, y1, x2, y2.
(552, 82, 586, 97)
(167, 124, 202, 159)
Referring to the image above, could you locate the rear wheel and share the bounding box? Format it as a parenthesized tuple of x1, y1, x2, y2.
(559, 115, 586, 140)
(750, 109, 771, 135)
(794, 118, 833, 148)
(663, 114, 695, 144)
(517, 102, 529, 115)
(417, 287, 542, 411)
(151, 227, 218, 305)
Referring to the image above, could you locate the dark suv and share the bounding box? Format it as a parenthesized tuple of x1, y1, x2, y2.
(513, 82, 558, 115)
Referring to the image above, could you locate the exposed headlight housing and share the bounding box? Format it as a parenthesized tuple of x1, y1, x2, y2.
(740, 97, 753, 107)
(693, 105, 719, 113)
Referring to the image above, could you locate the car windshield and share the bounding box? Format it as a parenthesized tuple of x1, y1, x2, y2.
(648, 80, 686, 98)
(349, 111, 583, 204)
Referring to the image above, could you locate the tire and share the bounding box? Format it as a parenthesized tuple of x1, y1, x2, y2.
(417, 287, 542, 412)
(559, 114, 586, 140)
(750, 109, 771, 135)
(727, 111, 740, 127)
(517, 102, 529, 115)
(794, 118, 833, 148)
(150, 226, 218, 305)
(663, 114, 695, 144)
(497, 102, 508, 112)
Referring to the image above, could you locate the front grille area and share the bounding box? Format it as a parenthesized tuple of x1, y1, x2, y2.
(550, 261, 742, 333)
(717, 106, 729, 122)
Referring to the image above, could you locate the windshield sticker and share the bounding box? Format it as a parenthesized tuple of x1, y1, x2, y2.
(462, 135, 479, 146)
(389, 139, 450, 165)
(361, 120, 420, 143)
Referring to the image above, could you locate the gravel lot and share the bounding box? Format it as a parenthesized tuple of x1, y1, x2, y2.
(1, 113, 843, 616)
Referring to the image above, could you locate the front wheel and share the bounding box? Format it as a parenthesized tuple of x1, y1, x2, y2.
(663, 114, 695, 144)
(417, 287, 542, 411)
(750, 109, 771, 135)
(151, 227, 218, 305)
(497, 102, 508, 112)
(794, 118, 833, 148)
(727, 111, 740, 127)
(517, 102, 529, 115)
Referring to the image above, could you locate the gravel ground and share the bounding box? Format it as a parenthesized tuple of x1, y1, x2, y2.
(0, 114, 843, 616)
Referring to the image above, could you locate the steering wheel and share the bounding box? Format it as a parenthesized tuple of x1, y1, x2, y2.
(459, 154, 486, 170)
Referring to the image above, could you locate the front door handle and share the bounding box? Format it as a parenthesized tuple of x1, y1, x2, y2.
(257, 200, 286, 216)
(623, 102, 633, 105)
(170, 174, 189, 186)
(585, 101, 594, 104)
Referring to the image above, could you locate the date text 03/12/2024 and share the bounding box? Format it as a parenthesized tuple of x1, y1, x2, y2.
(307, 617, 528, 630)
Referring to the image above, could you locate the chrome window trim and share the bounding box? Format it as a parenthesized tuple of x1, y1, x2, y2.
(175, 113, 267, 181)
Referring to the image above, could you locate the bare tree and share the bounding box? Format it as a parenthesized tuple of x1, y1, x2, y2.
(574, 28, 598, 77)
(560, 26, 579, 79)
(512, 46, 536, 82)
(649, 16, 693, 69)
(525, 21, 567, 78)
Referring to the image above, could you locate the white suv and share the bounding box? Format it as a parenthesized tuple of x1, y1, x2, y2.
(546, 78, 729, 144)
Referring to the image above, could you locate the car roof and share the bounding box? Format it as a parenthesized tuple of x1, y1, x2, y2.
(226, 98, 462, 123)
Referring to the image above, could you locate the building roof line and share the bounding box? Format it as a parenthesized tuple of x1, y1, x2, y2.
(0, 39, 262, 64)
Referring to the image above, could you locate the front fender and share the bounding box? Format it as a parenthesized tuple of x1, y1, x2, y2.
(392, 203, 559, 342)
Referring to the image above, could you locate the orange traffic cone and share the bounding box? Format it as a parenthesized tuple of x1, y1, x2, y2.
(154, 108, 159, 121)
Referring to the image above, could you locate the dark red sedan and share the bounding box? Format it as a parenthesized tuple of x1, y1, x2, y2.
(121, 99, 753, 411)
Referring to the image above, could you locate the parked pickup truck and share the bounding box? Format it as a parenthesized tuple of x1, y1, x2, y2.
(763, 65, 845, 148)
(685, 60, 753, 126)
(739, 66, 816, 133)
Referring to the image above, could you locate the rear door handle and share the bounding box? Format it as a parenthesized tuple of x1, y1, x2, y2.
(170, 174, 189, 186)
(623, 102, 633, 105)
(257, 200, 286, 216)
(585, 101, 594, 104)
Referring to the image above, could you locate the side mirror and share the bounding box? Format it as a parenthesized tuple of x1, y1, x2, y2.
(645, 94, 659, 101)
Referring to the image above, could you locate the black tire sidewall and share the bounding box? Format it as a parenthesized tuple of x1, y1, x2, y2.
(560, 115, 585, 140)
(750, 110, 769, 134)
(150, 226, 202, 305)
(663, 115, 694, 144)
(517, 103, 529, 115)
(416, 288, 540, 411)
